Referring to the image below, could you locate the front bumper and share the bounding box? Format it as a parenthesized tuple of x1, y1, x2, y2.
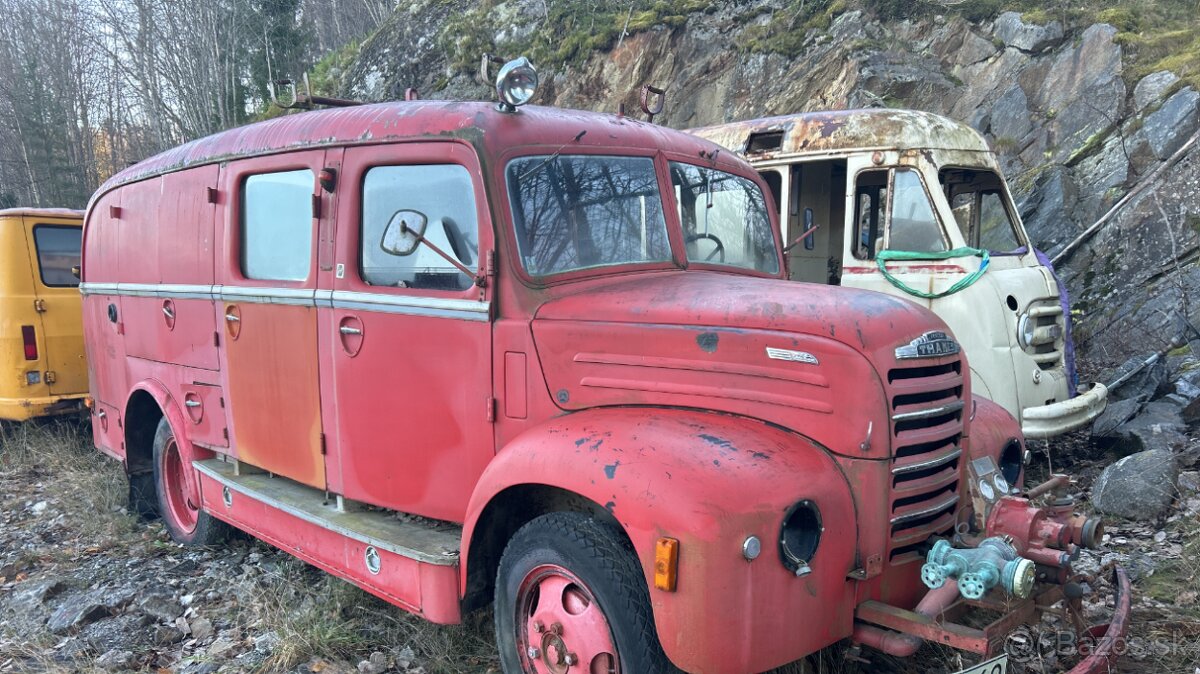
(1021, 383, 1108, 439)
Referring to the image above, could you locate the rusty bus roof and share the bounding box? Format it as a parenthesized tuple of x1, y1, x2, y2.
(689, 109, 992, 157)
(96, 101, 742, 199)
(0, 208, 84, 220)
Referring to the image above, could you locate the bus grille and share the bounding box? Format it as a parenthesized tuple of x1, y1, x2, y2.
(886, 359, 964, 563)
(1027, 300, 1065, 371)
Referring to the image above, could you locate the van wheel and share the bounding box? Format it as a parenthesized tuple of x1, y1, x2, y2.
(494, 512, 675, 674)
(152, 417, 227, 546)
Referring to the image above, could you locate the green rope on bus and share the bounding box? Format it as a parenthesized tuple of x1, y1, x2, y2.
(874, 247, 990, 300)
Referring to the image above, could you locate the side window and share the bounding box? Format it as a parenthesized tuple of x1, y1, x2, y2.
(32, 225, 82, 287)
(361, 164, 479, 291)
(241, 169, 314, 281)
(853, 170, 888, 260)
(888, 169, 947, 253)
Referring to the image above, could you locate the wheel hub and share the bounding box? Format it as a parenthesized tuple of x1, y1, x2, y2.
(517, 565, 618, 674)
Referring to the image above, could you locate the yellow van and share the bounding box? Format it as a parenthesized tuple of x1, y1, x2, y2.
(0, 208, 87, 421)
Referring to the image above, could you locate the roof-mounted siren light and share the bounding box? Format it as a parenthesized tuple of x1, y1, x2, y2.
(481, 54, 539, 113)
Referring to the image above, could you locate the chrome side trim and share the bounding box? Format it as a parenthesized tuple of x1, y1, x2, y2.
(328, 290, 489, 322)
(891, 400, 965, 423)
(892, 448, 963, 475)
(79, 283, 489, 320)
(889, 492, 959, 525)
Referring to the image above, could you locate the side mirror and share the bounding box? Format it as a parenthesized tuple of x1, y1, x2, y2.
(380, 209, 428, 256)
(71, 265, 82, 280)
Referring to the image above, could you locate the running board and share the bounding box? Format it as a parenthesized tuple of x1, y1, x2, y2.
(193, 458, 463, 624)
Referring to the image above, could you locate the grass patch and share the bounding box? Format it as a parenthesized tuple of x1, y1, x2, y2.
(0, 420, 138, 546)
(248, 558, 497, 673)
(441, 0, 713, 73)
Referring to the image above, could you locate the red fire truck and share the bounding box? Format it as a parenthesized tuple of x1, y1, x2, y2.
(81, 59, 1129, 674)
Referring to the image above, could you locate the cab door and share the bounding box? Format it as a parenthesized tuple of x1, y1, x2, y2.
(218, 152, 327, 489)
(22, 217, 85, 396)
(322, 141, 493, 522)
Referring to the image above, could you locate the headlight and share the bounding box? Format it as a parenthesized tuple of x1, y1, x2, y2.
(779, 500, 821, 575)
(495, 56, 538, 111)
(998, 438, 1024, 488)
(1016, 313, 1036, 349)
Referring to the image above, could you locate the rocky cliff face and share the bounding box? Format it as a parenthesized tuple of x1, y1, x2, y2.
(344, 1, 1200, 370)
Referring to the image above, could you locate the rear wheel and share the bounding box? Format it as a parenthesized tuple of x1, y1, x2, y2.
(152, 417, 227, 545)
(495, 512, 675, 674)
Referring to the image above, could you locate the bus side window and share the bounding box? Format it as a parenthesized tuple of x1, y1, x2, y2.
(853, 170, 887, 260)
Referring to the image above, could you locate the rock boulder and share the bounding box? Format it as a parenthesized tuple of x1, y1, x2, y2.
(1091, 449, 1179, 520)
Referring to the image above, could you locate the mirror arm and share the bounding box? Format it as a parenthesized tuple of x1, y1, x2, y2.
(407, 228, 485, 286)
(783, 224, 821, 254)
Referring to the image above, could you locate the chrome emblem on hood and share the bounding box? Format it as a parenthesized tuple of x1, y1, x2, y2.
(766, 347, 819, 365)
(895, 331, 960, 360)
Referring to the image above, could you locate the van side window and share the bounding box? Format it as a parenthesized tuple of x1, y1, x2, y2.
(32, 225, 82, 287)
(853, 170, 888, 260)
(241, 170, 315, 281)
(888, 169, 947, 253)
(361, 165, 479, 291)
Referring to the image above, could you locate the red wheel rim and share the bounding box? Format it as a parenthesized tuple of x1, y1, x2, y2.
(515, 564, 619, 674)
(161, 436, 199, 533)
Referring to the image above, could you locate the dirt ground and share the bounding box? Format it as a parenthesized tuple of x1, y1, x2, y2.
(0, 420, 1197, 674)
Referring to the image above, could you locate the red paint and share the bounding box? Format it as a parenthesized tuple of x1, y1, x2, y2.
(81, 101, 1127, 674)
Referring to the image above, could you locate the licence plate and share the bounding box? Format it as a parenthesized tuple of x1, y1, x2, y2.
(953, 655, 1007, 674)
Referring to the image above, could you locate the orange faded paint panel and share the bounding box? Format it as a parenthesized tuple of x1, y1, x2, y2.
(224, 303, 324, 489)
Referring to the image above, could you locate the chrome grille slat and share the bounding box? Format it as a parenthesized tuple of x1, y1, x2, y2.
(886, 357, 965, 562)
(892, 447, 962, 475)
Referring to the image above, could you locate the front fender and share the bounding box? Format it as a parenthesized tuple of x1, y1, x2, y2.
(464, 407, 859, 674)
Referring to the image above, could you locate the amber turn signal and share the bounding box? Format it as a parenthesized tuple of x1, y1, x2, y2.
(654, 537, 679, 592)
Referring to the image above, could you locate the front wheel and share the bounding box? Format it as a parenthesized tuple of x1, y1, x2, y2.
(495, 512, 675, 674)
(152, 417, 228, 546)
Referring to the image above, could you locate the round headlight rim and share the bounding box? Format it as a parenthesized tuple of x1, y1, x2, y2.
(1016, 313, 1036, 350)
(495, 56, 539, 111)
(779, 499, 822, 573)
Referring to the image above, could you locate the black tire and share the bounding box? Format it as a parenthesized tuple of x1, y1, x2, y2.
(128, 470, 158, 521)
(494, 511, 676, 674)
(152, 417, 228, 546)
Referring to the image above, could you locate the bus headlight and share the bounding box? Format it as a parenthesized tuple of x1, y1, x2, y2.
(496, 56, 538, 112)
(1017, 313, 1036, 349)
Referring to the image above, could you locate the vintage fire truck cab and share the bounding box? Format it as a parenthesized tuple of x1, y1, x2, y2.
(81, 66, 1128, 674)
(691, 110, 1108, 439)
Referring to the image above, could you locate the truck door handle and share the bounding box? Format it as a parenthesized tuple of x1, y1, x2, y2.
(162, 305, 175, 319)
(184, 400, 202, 408)
(339, 326, 362, 335)
(225, 314, 240, 322)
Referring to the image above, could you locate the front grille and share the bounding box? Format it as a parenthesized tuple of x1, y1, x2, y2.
(1027, 300, 1065, 371)
(886, 359, 964, 563)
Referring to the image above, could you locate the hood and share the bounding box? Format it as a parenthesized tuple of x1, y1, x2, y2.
(535, 271, 949, 360)
(532, 271, 962, 459)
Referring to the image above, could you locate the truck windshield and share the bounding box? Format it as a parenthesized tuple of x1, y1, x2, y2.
(940, 167, 1024, 252)
(669, 162, 778, 274)
(507, 154, 671, 276)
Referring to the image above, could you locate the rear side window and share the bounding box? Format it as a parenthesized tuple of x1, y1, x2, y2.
(241, 170, 314, 281)
(32, 225, 82, 287)
(361, 164, 480, 291)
